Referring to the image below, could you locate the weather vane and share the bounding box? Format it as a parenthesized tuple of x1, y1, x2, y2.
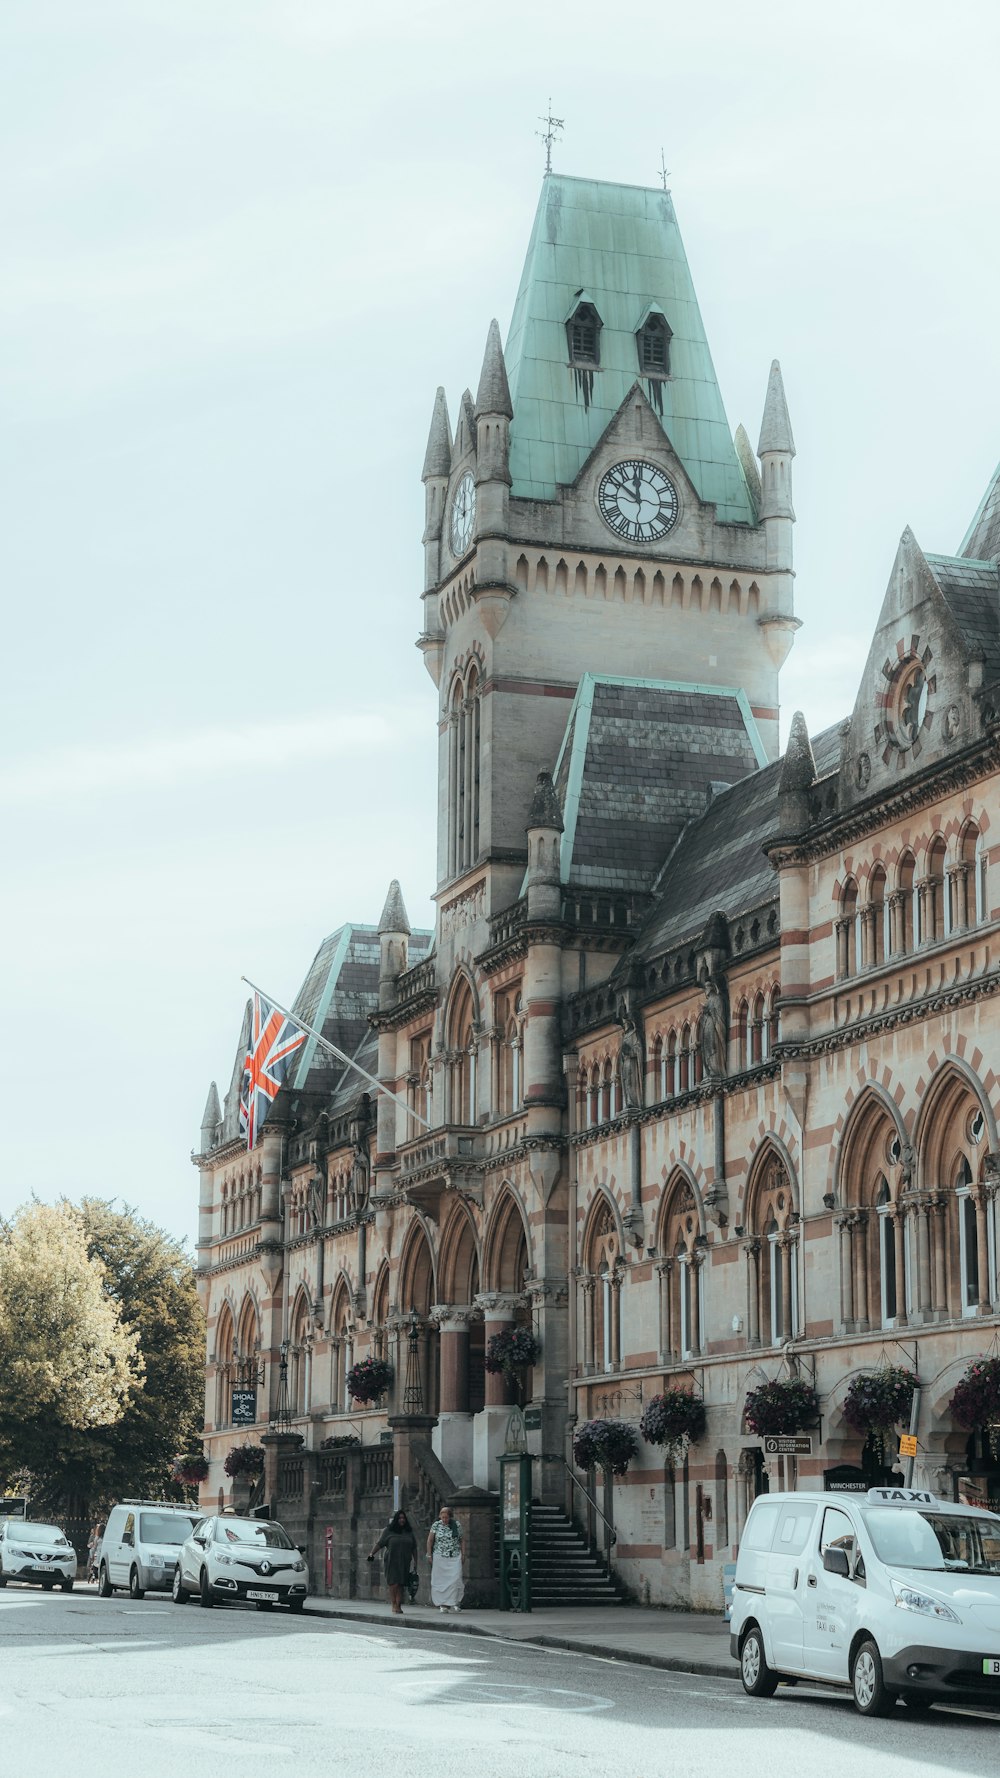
(659, 147, 671, 191)
(537, 99, 564, 176)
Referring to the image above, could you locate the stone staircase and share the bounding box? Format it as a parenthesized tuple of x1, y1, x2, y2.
(529, 1503, 623, 1607)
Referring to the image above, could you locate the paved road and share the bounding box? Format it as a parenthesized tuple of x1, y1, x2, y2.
(1, 1587, 997, 1778)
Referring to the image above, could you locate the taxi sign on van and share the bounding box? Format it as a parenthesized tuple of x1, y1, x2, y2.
(866, 1486, 936, 1505)
(898, 1433, 918, 1458)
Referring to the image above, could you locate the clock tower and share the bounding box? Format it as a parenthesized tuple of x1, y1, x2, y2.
(419, 173, 797, 917)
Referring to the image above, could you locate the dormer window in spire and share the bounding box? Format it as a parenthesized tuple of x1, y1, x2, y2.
(637, 311, 671, 376)
(566, 299, 601, 367)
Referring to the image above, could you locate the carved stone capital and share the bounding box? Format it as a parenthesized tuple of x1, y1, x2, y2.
(474, 1290, 525, 1322)
(430, 1302, 476, 1333)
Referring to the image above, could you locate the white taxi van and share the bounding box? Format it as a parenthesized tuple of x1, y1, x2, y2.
(730, 1486, 1000, 1715)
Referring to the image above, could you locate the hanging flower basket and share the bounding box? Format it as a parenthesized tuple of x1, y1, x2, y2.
(484, 1326, 540, 1377)
(842, 1366, 915, 1454)
(744, 1377, 819, 1438)
(573, 1418, 640, 1477)
(223, 1443, 265, 1479)
(639, 1389, 706, 1460)
(171, 1452, 208, 1487)
(948, 1356, 1000, 1430)
(346, 1357, 394, 1405)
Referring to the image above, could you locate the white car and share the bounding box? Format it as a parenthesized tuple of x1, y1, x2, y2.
(98, 1500, 204, 1598)
(0, 1520, 76, 1591)
(172, 1513, 308, 1612)
(730, 1485, 1000, 1715)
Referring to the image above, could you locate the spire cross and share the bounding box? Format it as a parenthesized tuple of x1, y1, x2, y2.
(659, 147, 671, 191)
(536, 99, 564, 175)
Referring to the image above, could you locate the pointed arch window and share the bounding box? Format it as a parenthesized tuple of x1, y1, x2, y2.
(875, 1177, 899, 1327)
(447, 977, 478, 1126)
(926, 837, 947, 943)
(636, 310, 672, 376)
(666, 1030, 677, 1097)
(566, 299, 601, 367)
(897, 851, 916, 953)
(448, 664, 481, 877)
(868, 865, 888, 966)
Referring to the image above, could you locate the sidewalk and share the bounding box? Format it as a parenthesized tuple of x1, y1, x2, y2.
(305, 1594, 734, 1679)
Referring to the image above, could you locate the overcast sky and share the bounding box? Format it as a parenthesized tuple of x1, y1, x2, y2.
(2, 1, 998, 1252)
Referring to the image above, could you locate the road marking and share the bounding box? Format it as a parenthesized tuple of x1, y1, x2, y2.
(395, 1677, 614, 1712)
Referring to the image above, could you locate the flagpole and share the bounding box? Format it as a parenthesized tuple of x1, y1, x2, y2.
(241, 976, 431, 1131)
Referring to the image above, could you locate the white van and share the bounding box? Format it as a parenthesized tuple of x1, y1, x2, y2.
(730, 1486, 1000, 1715)
(98, 1501, 204, 1599)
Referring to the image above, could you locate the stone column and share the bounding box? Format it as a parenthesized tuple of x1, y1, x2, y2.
(917, 879, 932, 944)
(973, 1188, 992, 1312)
(950, 864, 970, 931)
(431, 1304, 474, 1484)
(835, 918, 850, 979)
(476, 1292, 521, 1407)
(892, 1206, 908, 1326)
(837, 1216, 854, 1330)
(582, 1276, 596, 1371)
(916, 1196, 932, 1316)
(780, 1235, 794, 1341)
(656, 1258, 674, 1361)
(688, 1253, 702, 1357)
(744, 1239, 761, 1347)
(472, 1290, 526, 1492)
(931, 1196, 948, 1317)
(852, 1211, 870, 1331)
(859, 907, 875, 969)
(888, 891, 905, 956)
(610, 1269, 623, 1369)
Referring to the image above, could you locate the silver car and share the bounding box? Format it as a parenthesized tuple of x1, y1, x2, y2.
(0, 1520, 76, 1590)
(172, 1514, 308, 1611)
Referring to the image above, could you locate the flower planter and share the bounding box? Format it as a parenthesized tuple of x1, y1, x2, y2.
(744, 1378, 819, 1438)
(639, 1389, 706, 1460)
(948, 1356, 1000, 1431)
(346, 1358, 394, 1406)
(573, 1418, 639, 1477)
(842, 1366, 915, 1455)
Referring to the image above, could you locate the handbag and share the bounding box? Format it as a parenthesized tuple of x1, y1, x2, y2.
(406, 1568, 419, 1602)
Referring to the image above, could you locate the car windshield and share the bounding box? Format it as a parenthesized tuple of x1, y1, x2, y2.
(16, 1523, 66, 1545)
(139, 1512, 199, 1545)
(863, 1508, 1000, 1574)
(215, 1519, 294, 1550)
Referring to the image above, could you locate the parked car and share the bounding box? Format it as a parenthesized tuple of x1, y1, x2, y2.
(172, 1513, 308, 1612)
(730, 1485, 1000, 1715)
(98, 1501, 205, 1599)
(0, 1519, 76, 1590)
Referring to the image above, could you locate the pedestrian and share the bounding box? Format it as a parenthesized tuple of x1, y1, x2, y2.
(367, 1509, 418, 1616)
(87, 1521, 105, 1584)
(426, 1504, 464, 1613)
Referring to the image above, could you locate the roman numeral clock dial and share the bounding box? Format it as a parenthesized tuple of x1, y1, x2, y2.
(597, 459, 678, 543)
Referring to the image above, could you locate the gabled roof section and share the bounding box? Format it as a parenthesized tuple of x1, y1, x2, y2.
(548, 673, 767, 894)
(960, 460, 1000, 563)
(290, 922, 432, 1090)
(628, 721, 842, 961)
(925, 552, 1000, 685)
(504, 175, 755, 523)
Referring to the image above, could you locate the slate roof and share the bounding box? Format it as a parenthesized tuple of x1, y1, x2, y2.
(549, 673, 767, 894)
(504, 175, 756, 522)
(961, 460, 1000, 563)
(925, 553, 1000, 686)
(627, 721, 842, 961)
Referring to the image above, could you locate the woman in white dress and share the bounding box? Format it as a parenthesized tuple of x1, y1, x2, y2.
(426, 1506, 464, 1612)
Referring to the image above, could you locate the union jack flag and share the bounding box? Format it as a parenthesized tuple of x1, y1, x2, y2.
(239, 992, 307, 1149)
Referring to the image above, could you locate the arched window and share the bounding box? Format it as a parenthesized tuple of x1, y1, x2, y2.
(289, 1293, 312, 1419)
(838, 878, 859, 977)
(657, 1175, 703, 1361)
(448, 665, 481, 877)
(215, 1304, 235, 1427)
(601, 1058, 615, 1122)
(767, 988, 780, 1056)
(926, 837, 947, 943)
(959, 823, 987, 928)
(679, 1024, 691, 1093)
(666, 1030, 678, 1097)
(975, 830, 989, 925)
(751, 992, 766, 1065)
(494, 989, 523, 1117)
(588, 1063, 600, 1128)
(329, 1284, 353, 1411)
(650, 1034, 663, 1105)
(581, 1199, 620, 1374)
(567, 299, 601, 366)
(636, 310, 671, 375)
(744, 1154, 799, 1347)
(408, 1031, 432, 1141)
(868, 864, 888, 966)
(447, 976, 478, 1125)
(735, 1000, 749, 1071)
(874, 1176, 899, 1327)
(896, 851, 916, 952)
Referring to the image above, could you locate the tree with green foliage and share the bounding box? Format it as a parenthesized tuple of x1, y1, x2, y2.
(0, 1199, 205, 1525)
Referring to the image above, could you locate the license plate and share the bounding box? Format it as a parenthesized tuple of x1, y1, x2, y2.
(247, 1589, 279, 1602)
(983, 1659, 1000, 1676)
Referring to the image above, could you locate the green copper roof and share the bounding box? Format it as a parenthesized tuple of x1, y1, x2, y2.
(504, 176, 755, 524)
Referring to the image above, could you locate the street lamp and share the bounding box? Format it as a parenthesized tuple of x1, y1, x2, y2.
(402, 1310, 424, 1414)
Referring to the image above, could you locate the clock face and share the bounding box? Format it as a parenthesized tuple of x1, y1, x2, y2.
(451, 471, 476, 556)
(597, 459, 678, 542)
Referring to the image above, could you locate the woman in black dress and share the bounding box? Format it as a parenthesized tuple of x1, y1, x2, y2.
(368, 1509, 418, 1615)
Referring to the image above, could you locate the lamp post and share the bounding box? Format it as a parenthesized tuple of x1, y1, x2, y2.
(271, 1338, 292, 1433)
(402, 1310, 424, 1414)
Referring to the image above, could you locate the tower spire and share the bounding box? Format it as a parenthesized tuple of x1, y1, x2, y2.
(536, 98, 564, 176)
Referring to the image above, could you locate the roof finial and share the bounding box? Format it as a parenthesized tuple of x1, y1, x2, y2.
(536, 98, 564, 176)
(659, 147, 671, 192)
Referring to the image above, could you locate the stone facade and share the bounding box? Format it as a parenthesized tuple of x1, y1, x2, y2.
(194, 173, 1000, 1609)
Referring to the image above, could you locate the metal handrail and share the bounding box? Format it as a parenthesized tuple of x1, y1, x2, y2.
(557, 1456, 616, 1546)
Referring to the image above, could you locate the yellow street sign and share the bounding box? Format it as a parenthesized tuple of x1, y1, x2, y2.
(899, 1433, 918, 1458)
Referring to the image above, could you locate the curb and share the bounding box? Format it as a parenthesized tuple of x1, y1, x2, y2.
(303, 1602, 734, 1680)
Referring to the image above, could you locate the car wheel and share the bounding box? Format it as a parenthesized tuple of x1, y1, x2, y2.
(98, 1562, 113, 1598)
(60, 1578, 74, 1592)
(900, 1691, 933, 1714)
(199, 1568, 214, 1609)
(128, 1566, 145, 1601)
(255, 1601, 274, 1612)
(852, 1638, 895, 1717)
(740, 1625, 780, 1698)
(41, 1578, 55, 1591)
(171, 1566, 190, 1605)
(288, 1599, 305, 1615)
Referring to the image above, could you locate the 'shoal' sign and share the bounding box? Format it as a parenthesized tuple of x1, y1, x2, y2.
(764, 1435, 813, 1456)
(231, 1388, 257, 1427)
